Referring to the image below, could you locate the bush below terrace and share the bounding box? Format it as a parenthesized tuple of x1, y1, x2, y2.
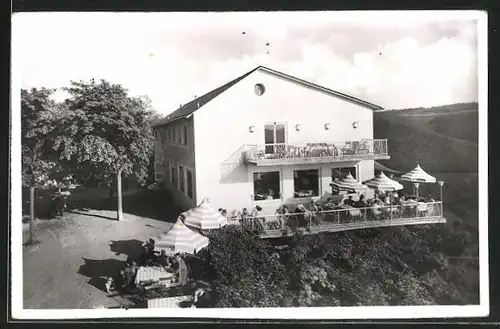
(186, 225, 478, 307)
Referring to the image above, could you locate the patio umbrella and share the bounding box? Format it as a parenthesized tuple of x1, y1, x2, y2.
(364, 172, 403, 221)
(364, 171, 404, 192)
(152, 219, 209, 255)
(400, 164, 436, 199)
(182, 198, 228, 230)
(330, 173, 368, 193)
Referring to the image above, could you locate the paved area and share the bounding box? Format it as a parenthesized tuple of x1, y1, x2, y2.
(23, 211, 173, 309)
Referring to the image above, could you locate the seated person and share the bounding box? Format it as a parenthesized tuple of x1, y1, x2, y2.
(397, 195, 406, 204)
(343, 195, 356, 207)
(355, 195, 368, 208)
(309, 201, 319, 213)
(155, 249, 170, 268)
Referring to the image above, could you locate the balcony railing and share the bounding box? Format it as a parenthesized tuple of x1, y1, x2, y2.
(226, 201, 445, 238)
(243, 139, 389, 165)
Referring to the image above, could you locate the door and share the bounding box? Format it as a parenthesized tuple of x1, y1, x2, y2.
(264, 123, 287, 155)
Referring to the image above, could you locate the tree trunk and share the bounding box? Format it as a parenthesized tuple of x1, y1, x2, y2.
(117, 169, 123, 221)
(29, 186, 35, 244)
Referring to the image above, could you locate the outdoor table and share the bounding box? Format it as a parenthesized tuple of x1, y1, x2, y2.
(147, 295, 193, 309)
(134, 266, 174, 286)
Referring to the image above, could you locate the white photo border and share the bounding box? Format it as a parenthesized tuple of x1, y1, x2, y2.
(10, 9, 489, 320)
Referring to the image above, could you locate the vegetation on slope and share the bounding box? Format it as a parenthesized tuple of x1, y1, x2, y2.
(187, 224, 479, 307)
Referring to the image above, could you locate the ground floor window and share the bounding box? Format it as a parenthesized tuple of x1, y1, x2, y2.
(165, 160, 170, 182)
(253, 171, 280, 201)
(332, 167, 357, 181)
(179, 166, 185, 193)
(186, 170, 193, 199)
(294, 169, 319, 197)
(171, 163, 178, 188)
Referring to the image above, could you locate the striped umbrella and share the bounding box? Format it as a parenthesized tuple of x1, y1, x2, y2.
(183, 198, 227, 230)
(364, 171, 403, 192)
(152, 219, 209, 255)
(401, 164, 436, 183)
(400, 164, 436, 199)
(330, 173, 368, 193)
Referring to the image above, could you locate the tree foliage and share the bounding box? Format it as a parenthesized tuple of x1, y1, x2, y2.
(53, 79, 157, 185)
(188, 226, 287, 307)
(21, 88, 62, 186)
(190, 223, 478, 307)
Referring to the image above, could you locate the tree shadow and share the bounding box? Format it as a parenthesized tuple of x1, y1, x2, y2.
(68, 210, 116, 221)
(109, 239, 145, 262)
(77, 257, 127, 292)
(64, 188, 183, 224)
(24, 186, 184, 224)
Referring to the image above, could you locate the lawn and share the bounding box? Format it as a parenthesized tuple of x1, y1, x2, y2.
(22, 189, 177, 309)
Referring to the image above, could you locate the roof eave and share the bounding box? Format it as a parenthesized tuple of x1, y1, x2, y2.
(257, 66, 384, 111)
(153, 113, 193, 128)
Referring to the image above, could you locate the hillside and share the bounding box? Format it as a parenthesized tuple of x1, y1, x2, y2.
(374, 103, 478, 173)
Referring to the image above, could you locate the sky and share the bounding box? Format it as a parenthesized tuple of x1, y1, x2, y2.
(14, 12, 480, 114)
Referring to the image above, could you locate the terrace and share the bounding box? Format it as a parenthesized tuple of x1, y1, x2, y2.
(227, 201, 446, 238)
(242, 139, 390, 166)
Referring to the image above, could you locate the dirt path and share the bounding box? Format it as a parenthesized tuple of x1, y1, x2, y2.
(23, 212, 172, 309)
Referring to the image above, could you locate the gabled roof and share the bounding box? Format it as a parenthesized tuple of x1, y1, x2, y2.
(154, 65, 384, 128)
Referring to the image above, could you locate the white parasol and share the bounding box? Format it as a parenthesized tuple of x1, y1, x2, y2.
(182, 198, 228, 230)
(330, 172, 368, 193)
(152, 219, 209, 255)
(401, 164, 436, 199)
(364, 172, 404, 192)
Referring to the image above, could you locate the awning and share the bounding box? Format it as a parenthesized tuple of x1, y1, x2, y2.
(374, 161, 401, 175)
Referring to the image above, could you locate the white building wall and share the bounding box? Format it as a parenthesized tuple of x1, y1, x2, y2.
(193, 69, 376, 213)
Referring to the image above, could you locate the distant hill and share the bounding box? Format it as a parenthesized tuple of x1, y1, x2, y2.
(374, 103, 478, 173)
(384, 102, 478, 115)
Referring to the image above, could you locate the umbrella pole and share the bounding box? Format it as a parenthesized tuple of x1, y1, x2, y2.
(438, 181, 444, 217)
(389, 192, 392, 222)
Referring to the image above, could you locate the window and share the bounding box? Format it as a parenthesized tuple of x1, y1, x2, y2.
(255, 83, 266, 96)
(253, 171, 280, 201)
(165, 127, 170, 143)
(168, 160, 174, 184)
(264, 123, 286, 154)
(179, 165, 185, 193)
(166, 160, 171, 181)
(332, 167, 357, 182)
(186, 170, 193, 199)
(183, 125, 188, 146)
(171, 162, 177, 186)
(294, 169, 319, 198)
(172, 126, 177, 144)
(169, 127, 174, 143)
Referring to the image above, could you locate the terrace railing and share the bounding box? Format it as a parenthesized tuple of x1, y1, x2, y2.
(228, 201, 444, 238)
(243, 139, 389, 164)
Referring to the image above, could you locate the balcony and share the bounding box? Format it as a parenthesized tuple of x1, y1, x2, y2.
(226, 201, 446, 239)
(243, 139, 390, 166)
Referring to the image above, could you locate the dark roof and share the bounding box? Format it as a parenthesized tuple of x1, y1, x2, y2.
(154, 66, 384, 127)
(153, 68, 258, 127)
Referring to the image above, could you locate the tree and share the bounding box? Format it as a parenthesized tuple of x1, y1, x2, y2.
(188, 226, 287, 307)
(21, 88, 61, 243)
(54, 80, 156, 220)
